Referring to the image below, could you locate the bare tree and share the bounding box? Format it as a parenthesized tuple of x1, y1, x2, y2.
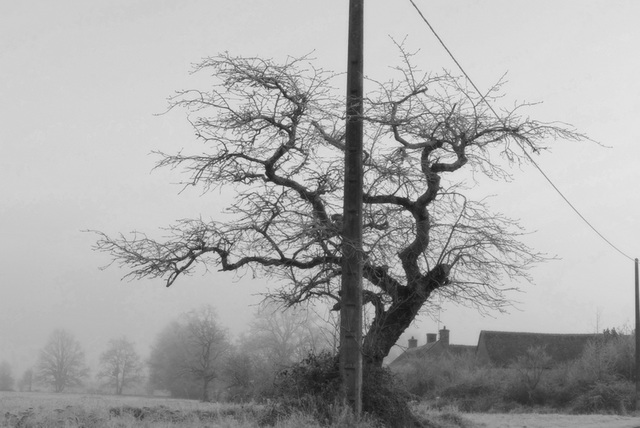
(0, 361, 14, 391)
(36, 329, 88, 392)
(148, 306, 230, 401)
(93, 48, 585, 367)
(245, 302, 330, 368)
(18, 368, 34, 392)
(98, 337, 144, 395)
(223, 348, 257, 401)
(182, 306, 230, 401)
(224, 301, 333, 401)
(511, 345, 552, 403)
(148, 320, 197, 398)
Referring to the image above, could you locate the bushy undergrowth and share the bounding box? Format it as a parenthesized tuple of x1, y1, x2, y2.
(395, 333, 637, 414)
(396, 353, 479, 398)
(262, 351, 420, 427)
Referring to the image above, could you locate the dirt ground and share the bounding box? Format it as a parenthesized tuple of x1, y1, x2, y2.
(466, 412, 640, 428)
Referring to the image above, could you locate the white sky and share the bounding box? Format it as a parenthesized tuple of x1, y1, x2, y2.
(1, 1, 639, 373)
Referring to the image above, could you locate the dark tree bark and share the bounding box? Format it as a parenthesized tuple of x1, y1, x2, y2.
(92, 48, 585, 367)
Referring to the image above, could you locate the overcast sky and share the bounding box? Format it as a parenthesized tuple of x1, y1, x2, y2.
(2, 1, 639, 374)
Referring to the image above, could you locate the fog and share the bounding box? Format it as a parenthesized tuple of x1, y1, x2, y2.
(1, 1, 639, 379)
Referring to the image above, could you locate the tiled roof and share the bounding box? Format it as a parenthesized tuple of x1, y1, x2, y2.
(476, 330, 600, 366)
(389, 330, 602, 369)
(389, 341, 475, 368)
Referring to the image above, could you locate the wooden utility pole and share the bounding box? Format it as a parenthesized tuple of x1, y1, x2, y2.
(635, 258, 639, 409)
(340, 0, 364, 415)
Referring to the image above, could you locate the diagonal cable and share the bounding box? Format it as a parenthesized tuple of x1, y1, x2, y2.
(408, 0, 634, 262)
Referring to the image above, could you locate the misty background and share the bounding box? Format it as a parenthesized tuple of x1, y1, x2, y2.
(1, 0, 639, 380)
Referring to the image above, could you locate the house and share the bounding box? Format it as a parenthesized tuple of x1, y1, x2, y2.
(389, 328, 602, 369)
(475, 330, 600, 367)
(388, 327, 475, 369)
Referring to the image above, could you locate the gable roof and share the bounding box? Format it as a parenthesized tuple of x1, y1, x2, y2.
(389, 341, 475, 369)
(476, 330, 600, 367)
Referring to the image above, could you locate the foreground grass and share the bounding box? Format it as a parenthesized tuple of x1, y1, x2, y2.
(2, 391, 258, 427)
(0, 391, 479, 428)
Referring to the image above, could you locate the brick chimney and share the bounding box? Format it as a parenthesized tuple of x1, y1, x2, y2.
(408, 336, 418, 349)
(439, 326, 449, 346)
(426, 333, 437, 344)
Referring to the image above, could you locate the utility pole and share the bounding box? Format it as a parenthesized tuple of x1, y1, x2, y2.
(340, 0, 364, 415)
(635, 258, 639, 409)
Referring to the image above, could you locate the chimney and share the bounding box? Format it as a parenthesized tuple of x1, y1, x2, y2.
(439, 326, 449, 346)
(426, 333, 437, 344)
(408, 336, 417, 349)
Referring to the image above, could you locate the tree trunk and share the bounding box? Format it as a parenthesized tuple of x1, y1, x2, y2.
(362, 266, 449, 367)
(201, 379, 210, 402)
(362, 292, 428, 367)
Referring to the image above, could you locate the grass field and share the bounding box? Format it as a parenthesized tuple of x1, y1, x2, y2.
(464, 412, 640, 428)
(0, 391, 468, 427)
(1, 392, 265, 428)
(3, 391, 640, 427)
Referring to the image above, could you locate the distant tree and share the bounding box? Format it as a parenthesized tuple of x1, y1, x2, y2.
(149, 306, 230, 401)
(511, 345, 552, 403)
(0, 361, 15, 391)
(36, 329, 88, 392)
(148, 320, 200, 398)
(98, 337, 144, 395)
(17, 368, 34, 392)
(223, 346, 263, 401)
(245, 302, 330, 368)
(223, 302, 334, 401)
(182, 306, 230, 401)
(93, 48, 585, 368)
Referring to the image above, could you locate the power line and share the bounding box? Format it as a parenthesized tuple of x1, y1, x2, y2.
(407, 0, 635, 262)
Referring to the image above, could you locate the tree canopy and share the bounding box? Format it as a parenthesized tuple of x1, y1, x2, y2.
(94, 48, 584, 365)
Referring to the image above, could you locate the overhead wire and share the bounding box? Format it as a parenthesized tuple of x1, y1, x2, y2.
(407, 0, 635, 263)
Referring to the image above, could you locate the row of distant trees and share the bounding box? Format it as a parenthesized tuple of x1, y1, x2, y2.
(0, 330, 144, 395)
(0, 303, 335, 401)
(148, 303, 335, 401)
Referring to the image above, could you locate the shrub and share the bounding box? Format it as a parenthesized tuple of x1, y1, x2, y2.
(262, 351, 420, 427)
(510, 346, 552, 402)
(570, 380, 634, 413)
(395, 352, 479, 399)
(362, 363, 417, 427)
(436, 367, 506, 412)
(392, 328, 637, 415)
(539, 367, 578, 408)
(511, 334, 637, 413)
(570, 335, 635, 385)
(603, 334, 634, 381)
